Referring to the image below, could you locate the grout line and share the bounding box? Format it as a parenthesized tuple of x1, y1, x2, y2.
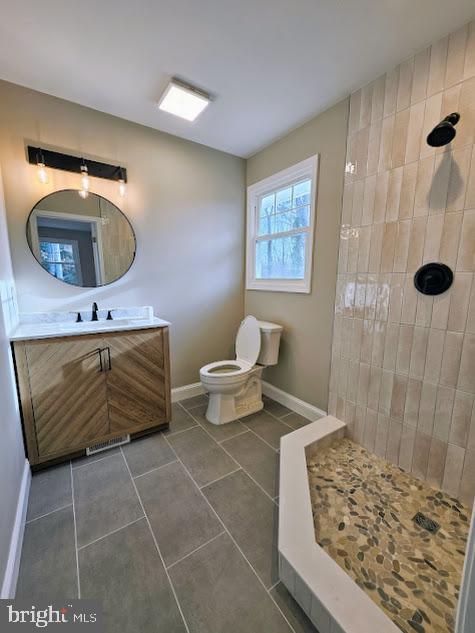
(72, 449, 120, 471)
(267, 580, 280, 593)
(165, 425, 198, 438)
(217, 429, 251, 443)
(166, 531, 226, 570)
(25, 502, 73, 524)
(77, 516, 146, 551)
(241, 421, 284, 452)
(199, 468, 242, 489)
(120, 447, 191, 633)
(133, 460, 177, 480)
(70, 462, 81, 599)
(161, 433, 297, 633)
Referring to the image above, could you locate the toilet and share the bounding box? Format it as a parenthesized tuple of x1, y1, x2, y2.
(200, 316, 283, 425)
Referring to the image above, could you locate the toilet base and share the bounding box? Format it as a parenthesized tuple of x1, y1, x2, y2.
(205, 368, 264, 425)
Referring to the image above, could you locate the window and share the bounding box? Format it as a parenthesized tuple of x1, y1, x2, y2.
(39, 238, 83, 286)
(246, 155, 318, 293)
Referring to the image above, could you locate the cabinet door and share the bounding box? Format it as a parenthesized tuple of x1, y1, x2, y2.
(24, 335, 109, 458)
(103, 328, 169, 433)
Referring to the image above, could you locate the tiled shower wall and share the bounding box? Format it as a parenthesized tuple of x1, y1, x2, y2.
(328, 21, 475, 505)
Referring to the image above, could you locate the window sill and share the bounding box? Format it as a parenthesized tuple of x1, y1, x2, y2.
(246, 280, 311, 294)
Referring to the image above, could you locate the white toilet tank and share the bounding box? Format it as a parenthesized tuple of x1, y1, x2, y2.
(257, 321, 283, 366)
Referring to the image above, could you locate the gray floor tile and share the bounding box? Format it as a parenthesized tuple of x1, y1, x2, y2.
(135, 461, 222, 566)
(17, 506, 77, 599)
(180, 394, 208, 410)
(243, 411, 292, 449)
(263, 396, 292, 418)
(169, 533, 292, 633)
(164, 403, 198, 435)
(122, 432, 175, 477)
(72, 447, 120, 469)
(270, 583, 317, 633)
(222, 431, 280, 497)
(191, 405, 247, 442)
(79, 519, 186, 633)
(73, 453, 143, 548)
(167, 427, 238, 487)
(26, 463, 72, 521)
(202, 470, 279, 588)
(281, 412, 313, 430)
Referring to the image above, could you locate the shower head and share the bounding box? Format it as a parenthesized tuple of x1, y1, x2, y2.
(426, 112, 460, 147)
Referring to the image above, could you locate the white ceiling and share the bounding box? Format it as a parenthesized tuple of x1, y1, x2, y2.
(0, 1, 474, 157)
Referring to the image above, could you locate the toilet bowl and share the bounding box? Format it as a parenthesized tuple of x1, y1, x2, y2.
(200, 316, 282, 425)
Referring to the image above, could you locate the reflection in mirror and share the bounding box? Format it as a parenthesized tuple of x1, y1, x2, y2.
(26, 190, 136, 288)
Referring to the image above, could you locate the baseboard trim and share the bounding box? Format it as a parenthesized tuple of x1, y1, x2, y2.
(171, 382, 205, 403)
(261, 381, 327, 421)
(1, 459, 31, 599)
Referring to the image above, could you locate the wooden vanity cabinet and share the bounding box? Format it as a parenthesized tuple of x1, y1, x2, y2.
(13, 326, 171, 466)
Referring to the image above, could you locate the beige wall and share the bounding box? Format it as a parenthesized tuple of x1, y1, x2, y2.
(246, 99, 349, 411)
(329, 21, 475, 504)
(0, 80, 246, 388)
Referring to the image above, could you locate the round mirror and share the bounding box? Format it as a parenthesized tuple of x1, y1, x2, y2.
(26, 190, 136, 288)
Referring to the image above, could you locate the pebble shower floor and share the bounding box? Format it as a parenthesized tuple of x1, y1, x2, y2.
(307, 438, 470, 633)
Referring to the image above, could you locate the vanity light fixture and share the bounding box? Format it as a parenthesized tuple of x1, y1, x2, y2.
(118, 167, 126, 197)
(79, 160, 89, 199)
(36, 148, 48, 184)
(158, 78, 211, 122)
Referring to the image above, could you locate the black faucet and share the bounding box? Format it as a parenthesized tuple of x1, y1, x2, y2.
(91, 302, 99, 321)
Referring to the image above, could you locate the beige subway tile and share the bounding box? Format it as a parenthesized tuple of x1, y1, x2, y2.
(397, 58, 414, 111)
(336, 396, 345, 421)
(383, 322, 399, 371)
(467, 279, 475, 334)
(380, 222, 397, 273)
(347, 232, 359, 273)
(363, 408, 378, 452)
(418, 382, 437, 436)
(428, 152, 451, 213)
(434, 386, 456, 441)
(458, 332, 475, 392)
(441, 85, 462, 148)
(415, 294, 433, 328)
(442, 443, 465, 497)
(368, 365, 382, 411)
(373, 171, 389, 223)
(399, 424, 416, 472)
(371, 320, 387, 367)
(367, 119, 382, 176)
(390, 374, 408, 422)
(427, 36, 448, 97)
(393, 220, 411, 272)
(354, 274, 367, 318)
(420, 92, 443, 160)
(360, 83, 373, 129)
(347, 360, 359, 403)
(467, 399, 475, 451)
(388, 273, 405, 323)
(375, 274, 390, 321)
(411, 47, 430, 104)
(463, 20, 475, 80)
(399, 161, 418, 219)
(460, 450, 475, 506)
(360, 319, 374, 364)
(379, 370, 394, 415)
(348, 89, 362, 135)
(345, 401, 356, 431)
(355, 126, 370, 181)
(368, 223, 384, 273)
(386, 167, 403, 222)
(351, 179, 364, 226)
(446, 147, 471, 212)
(414, 155, 435, 217)
(338, 235, 348, 272)
(341, 183, 354, 225)
(383, 68, 399, 117)
(401, 275, 417, 325)
(343, 275, 356, 317)
(409, 327, 429, 379)
(375, 414, 389, 458)
(350, 317, 362, 359)
(440, 331, 464, 387)
(396, 324, 414, 375)
(328, 391, 337, 417)
(404, 378, 422, 427)
(431, 291, 451, 330)
(378, 115, 395, 173)
(345, 132, 358, 185)
(361, 175, 376, 225)
(457, 76, 475, 149)
(465, 146, 475, 208)
(446, 24, 469, 87)
(338, 357, 349, 397)
(407, 216, 427, 273)
(412, 431, 431, 480)
(357, 362, 370, 406)
(392, 109, 410, 168)
(422, 213, 444, 263)
(448, 273, 473, 331)
(386, 419, 402, 465)
(426, 438, 448, 489)
(457, 210, 475, 271)
(449, 390, 475, 447)
(364, 274, 378, 320)
(371, 75, 386, 122)
(439, 212, 463, 268)
(424, 329, 445, 383)
(405, 101, 426, 164)
(357, 225, 371, 272)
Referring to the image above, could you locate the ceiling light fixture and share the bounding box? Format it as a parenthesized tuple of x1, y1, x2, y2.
(79, 160, 89, 198)
(158, 78, 211, 122)
(118, 167, 126, 197)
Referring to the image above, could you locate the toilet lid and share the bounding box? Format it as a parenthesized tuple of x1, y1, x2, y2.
(235, 316, 261, 366)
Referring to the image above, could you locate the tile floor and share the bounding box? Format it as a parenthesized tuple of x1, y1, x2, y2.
(17, 395, 319, 633)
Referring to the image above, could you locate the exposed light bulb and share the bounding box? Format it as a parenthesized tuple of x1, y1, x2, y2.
(78, 188, 89, 199)
(79, 163, 89, 198)
(37, 162, 48, 184)
(118, 179, 126, 197)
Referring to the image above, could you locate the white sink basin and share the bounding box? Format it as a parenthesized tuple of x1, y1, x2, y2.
(59, 319, 140, 331)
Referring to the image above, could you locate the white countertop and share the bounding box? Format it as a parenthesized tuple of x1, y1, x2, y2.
(10, 307, 170, 341)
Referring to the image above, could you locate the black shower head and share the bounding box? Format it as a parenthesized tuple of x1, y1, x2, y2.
(427, 112, 460, 147)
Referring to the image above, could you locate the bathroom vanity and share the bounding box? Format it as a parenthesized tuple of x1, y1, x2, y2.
(10, 309, 171, 467)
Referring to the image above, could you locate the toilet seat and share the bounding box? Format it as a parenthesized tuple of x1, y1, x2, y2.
(200, 359, 253, 383)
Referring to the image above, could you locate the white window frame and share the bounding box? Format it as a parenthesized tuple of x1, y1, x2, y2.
(246, 154, 319, 293)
